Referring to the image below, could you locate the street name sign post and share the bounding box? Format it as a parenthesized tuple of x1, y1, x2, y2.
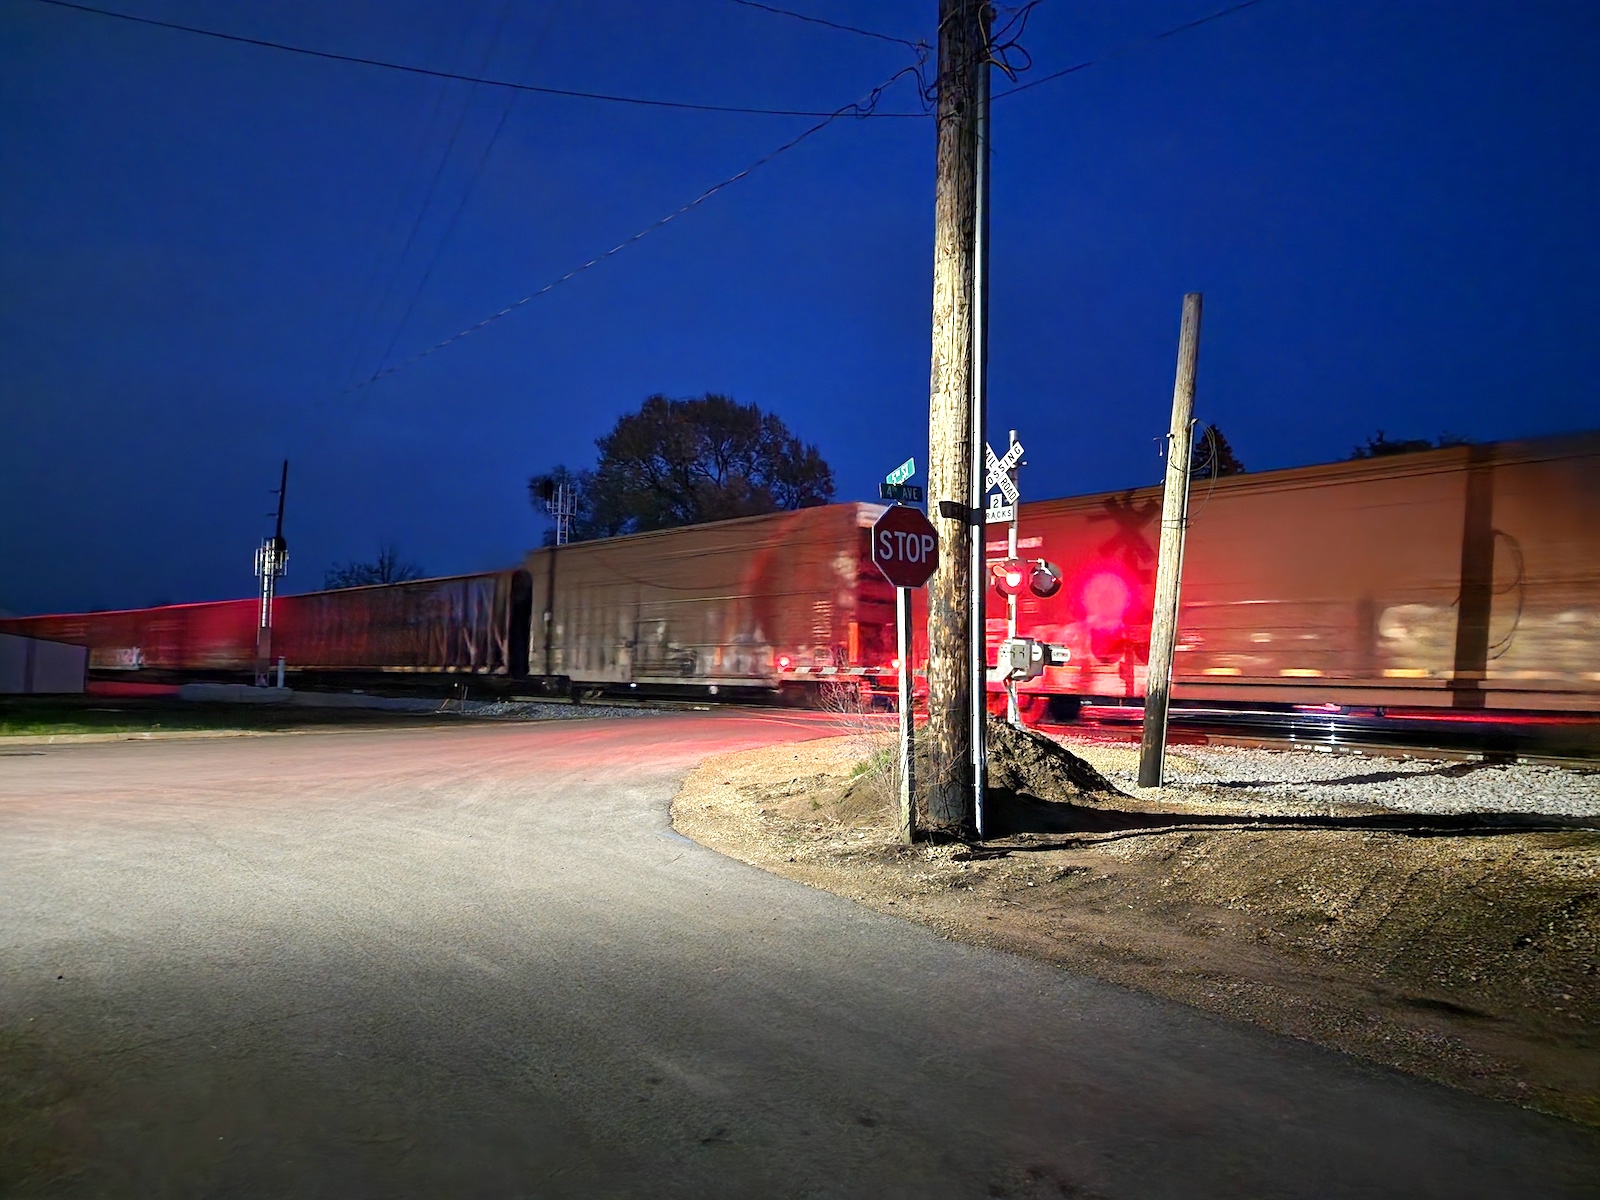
(871, 498, 938, 845)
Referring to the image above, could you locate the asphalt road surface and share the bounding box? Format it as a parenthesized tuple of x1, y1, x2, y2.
(2, 712, 1596, 1198)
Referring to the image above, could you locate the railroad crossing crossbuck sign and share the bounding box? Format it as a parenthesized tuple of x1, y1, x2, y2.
(871, 504, 939, 589)
(985, 439, 1023, 523)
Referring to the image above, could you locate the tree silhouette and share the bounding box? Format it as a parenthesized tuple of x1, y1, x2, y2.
(531, 394, 834, 542)
(324, 544, 425, 589)
(1351, 430, 1469, 459)
(1194, 423, 1246, 476)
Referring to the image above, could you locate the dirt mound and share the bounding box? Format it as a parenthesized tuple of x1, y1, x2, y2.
(985, 717, 1117, 801)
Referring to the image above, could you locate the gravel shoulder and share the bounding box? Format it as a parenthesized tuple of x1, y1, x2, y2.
(672, 732, 1600, 1127)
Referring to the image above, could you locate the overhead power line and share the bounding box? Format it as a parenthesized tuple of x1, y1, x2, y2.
(27, 0, 1270, 116)
(368, 0, 517, 377)
(369, 2, 563, 383)
(23, 0, 928, 117)
(724, 0, 926, 50)
(350, 68, 922, 394)
(334, 0, 1273, 391)
(996, 0, 1268, 100)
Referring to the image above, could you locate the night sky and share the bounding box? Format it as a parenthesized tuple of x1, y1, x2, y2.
(2, 0, 1596, 616)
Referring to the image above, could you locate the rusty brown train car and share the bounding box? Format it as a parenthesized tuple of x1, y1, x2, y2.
(527, 503, 893, 695)
(985, 431, 1600, 715)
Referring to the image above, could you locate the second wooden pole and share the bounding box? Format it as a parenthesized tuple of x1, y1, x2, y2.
(1139, 293, 1203, 787)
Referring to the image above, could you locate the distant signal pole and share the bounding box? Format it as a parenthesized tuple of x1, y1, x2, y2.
(254, 460, 288, 687)
(925, 0, 990, 835)
(540, 478, 578, 546)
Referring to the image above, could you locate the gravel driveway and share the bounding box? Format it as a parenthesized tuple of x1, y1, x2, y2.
(3, 713, 1597, 1197)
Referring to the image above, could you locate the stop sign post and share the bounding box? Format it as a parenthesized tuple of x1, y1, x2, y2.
(872, 503, 939, 845)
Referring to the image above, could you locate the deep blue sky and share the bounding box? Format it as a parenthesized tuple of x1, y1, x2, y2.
(2, 0, 1597, 615)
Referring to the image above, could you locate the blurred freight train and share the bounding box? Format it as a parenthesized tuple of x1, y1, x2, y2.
(4, 433, 1597, 721)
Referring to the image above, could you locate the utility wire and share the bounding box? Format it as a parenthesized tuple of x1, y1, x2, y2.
(368, 0, 516, 375)
(340, 0, 497, 391)
(995, 0, 1267, 100)
(334, 26, 468, 393)
(23, 0, 927, 117)
(724, 0, 925, 49)
(373, 2, 562, 381)
(27, 0, 1268, 114)
(351, 69, 920, 394)
(335, 0, 1272, 391)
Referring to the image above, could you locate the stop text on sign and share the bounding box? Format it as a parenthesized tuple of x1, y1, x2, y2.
(871, 504, 940, 589)
(878, 528, 936, 564)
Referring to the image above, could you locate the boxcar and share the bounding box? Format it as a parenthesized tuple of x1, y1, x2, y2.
(985, 432, 1600, 713)
(526, 503, 895, 693)
(0, 572, 531, 681)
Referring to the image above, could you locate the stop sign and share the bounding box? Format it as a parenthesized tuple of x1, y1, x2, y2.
(871, 505, 940, 588)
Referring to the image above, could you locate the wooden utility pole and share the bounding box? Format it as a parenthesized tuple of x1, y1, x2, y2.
(925, 0, 989, 832)
(1139, 294, 1203, 786)
(967, 17, 992, 838)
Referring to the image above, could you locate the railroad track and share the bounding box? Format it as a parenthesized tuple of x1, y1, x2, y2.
(1051, 703, 1600, 767)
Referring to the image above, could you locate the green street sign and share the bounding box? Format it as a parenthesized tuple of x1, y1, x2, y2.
(885, 457, 915, 486)
(879, 483, 924, 503)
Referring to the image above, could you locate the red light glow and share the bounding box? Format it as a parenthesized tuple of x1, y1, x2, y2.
(1081, 571, 1131, 630)
(776, 655, 791, 669)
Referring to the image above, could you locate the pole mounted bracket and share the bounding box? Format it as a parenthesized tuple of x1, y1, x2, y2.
(936, 500, 981, 524)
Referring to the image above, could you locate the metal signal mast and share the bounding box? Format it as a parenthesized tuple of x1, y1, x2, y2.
(540, 478, 578, 545)
(254, 460, 288, 687)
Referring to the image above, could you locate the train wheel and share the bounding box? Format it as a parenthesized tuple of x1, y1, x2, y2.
(1016, 694, 1050, 725)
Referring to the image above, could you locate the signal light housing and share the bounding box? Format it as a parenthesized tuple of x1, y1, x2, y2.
(1028, 560, 1062, 598)
(990, 557, 1063, 599)
(990, 557, 1030, 597)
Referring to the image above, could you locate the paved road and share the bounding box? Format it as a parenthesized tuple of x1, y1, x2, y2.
(2, 712, 1596, 1198)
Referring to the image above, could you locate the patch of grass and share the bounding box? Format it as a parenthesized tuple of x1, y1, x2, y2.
(0, 698, 444, 739)
(850, 745, 896, 780)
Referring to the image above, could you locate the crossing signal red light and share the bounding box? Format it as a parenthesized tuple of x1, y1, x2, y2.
(991, 558, 1063, 599)
(990, 558, 1029, 597)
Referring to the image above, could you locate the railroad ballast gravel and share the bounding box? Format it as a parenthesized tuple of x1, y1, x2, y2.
(465, 699, 651, 721)
(1071, 739, 1600, 819)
